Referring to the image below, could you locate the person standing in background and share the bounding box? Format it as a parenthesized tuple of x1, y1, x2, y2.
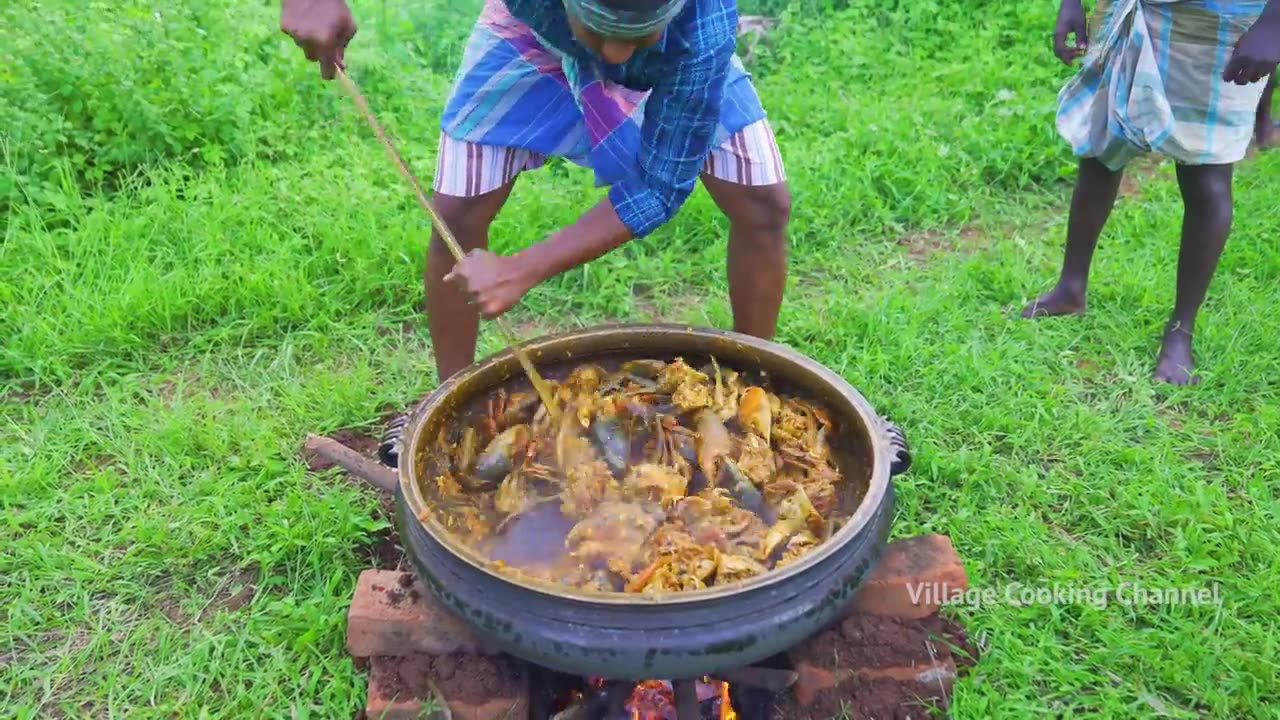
(1022, 0, 1279, 385)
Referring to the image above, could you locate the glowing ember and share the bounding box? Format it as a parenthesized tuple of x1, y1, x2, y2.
(628, 680, 673, 719)
(577, 676, 736, 719)
(623, 678, 737, 720)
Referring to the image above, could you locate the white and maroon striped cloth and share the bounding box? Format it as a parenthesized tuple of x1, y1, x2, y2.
(433, 118, 786, 198)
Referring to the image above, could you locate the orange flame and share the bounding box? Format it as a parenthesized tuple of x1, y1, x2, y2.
(628, 679, 674, 720)
(621, 677, 736, 720)
(719, 681, 736, 720)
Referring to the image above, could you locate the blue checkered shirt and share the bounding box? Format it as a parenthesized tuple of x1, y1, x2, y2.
(504, 0, 740, 237)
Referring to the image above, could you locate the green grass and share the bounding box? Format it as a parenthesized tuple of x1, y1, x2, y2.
(3, 0, 1279, 717)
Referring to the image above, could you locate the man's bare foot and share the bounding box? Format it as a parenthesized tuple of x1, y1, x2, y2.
(1153, 325, 1198, 385)
(1020, 284, 1086, 318)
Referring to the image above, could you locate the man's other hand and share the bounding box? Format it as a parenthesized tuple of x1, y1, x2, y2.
(1054, 0, 1089, 65)
(1223, 14, 1280, 85)
(281, 0, 357, 80)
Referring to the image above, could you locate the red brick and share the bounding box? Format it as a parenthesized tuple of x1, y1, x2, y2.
(848, 534, 968, 619)
(364, 654, 528, 720)
(431, 653, 529, 720)
(364, 695, 426, 720)
(363, 697, 424, 719)
(449, 696, 529, 720)
(791, 659, 837, 707)
(365, 654, 434, 720)
(347, 569, 500, 658)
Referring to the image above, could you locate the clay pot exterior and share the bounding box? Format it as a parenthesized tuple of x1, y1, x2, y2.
(389, 324, 908, 680)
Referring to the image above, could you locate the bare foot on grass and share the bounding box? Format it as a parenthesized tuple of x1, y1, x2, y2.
(1020, 284, 1086, 318)
(1153, 326, 1198, 386)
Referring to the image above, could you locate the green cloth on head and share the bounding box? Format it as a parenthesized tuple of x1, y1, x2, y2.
(563, 0, 689, 38)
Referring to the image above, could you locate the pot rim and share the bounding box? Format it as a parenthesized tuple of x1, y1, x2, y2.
(398, 323, 893, 606)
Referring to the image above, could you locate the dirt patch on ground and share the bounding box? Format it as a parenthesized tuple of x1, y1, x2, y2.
(2, 381, 40, 404)
(376, 319, 420, 339)
(158, 566, 260, 626)
(1075, 357, 1101, 372)
(432, 653, 522, 704)
(1117, 155, 1166, 198)
(795, 614, 977, 670)
(367, 653, 525, 706)
(154, 370, 218, 405)
(897, 229, 955, 261)
(780, 614, 979, 720)
(1187, 448, 1219, 470)
(300, 424, 406, 570)
(1118, 174, 1141, 199)
(778, 674, 950, 719)
(69, 453, 119, 476)
(641, 291, 718, 326)
(364, 492, 406, 571)
(368, 653, 433, 703)
(204, 567, 259, 616)
(897, 224, 984, 263)
(303, 428, 382, 473)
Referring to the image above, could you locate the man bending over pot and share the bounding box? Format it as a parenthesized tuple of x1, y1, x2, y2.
(282, 0, 791, 381)
(1022, 0, 1279, 385)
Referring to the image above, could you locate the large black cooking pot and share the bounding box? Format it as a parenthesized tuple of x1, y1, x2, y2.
(381, 324, 909, 680)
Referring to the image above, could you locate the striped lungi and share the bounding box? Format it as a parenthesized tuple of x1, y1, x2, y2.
(1056, 0, 1272, 169)
(434, 118, 785, 197)
(433, 0, 783, 198)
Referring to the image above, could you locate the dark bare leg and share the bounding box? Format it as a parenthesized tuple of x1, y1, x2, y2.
(1257, 73, 1276, 147)
(1153, 163, 1234, 385)
(700, 175, 791, 339)
(1021, 157, 1125, 317)
(425, 181, 518, 382)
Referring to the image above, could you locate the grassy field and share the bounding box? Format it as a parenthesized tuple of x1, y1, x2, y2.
(4, 0, 1279, 717)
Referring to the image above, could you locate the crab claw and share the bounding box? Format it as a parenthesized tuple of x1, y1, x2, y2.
(473, 424, 531, 484)
(695, 410, 731, 482)
(760, 485, 825, 559)
(720, 458, 766, 519)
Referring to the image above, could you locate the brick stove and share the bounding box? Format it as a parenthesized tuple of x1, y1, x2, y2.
(348, 534, 974, 720)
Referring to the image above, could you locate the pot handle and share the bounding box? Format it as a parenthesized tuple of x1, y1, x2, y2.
(883, 418, 911, 476)
(377, 412, 409, 469)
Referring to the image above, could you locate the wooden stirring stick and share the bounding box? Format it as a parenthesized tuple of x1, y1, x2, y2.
(334, 66, 560, 420)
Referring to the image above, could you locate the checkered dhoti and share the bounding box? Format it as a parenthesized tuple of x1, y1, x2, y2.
(1056, 0, 1271, 169)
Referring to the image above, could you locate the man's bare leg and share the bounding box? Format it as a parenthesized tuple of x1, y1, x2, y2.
(1257, 73, 1276, 147)
(1153, 163, 1234, 386)
(700, 175, 791, 339)
(425, 181, 518, 382)
(1021, 158, 1125, 317)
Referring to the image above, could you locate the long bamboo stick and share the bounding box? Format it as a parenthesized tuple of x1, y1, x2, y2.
(333, 66, 559, 419)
